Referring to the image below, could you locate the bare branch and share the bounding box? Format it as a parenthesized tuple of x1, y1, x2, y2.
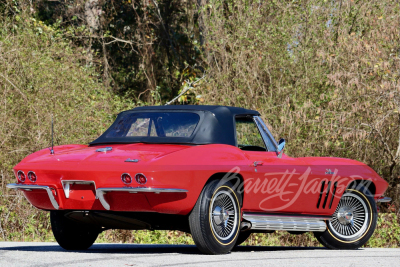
(165, 69, 207, 106)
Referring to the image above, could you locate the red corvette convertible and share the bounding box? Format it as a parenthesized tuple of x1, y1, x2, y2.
(8, 105, 390, 254)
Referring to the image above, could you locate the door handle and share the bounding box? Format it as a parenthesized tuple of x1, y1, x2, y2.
(253, 161, 263, 167)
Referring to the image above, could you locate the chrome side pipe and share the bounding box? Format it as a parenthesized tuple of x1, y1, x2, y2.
(242, 213, 328, 232)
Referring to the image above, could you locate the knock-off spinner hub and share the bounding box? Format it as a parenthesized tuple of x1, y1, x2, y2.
(337, 207, 354, 225)
(213, 206, 230, 226)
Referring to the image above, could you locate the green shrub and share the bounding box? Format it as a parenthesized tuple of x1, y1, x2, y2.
(0, 11, 134, 240)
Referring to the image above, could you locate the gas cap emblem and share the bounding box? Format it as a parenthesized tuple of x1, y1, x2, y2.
(96, 147, 113, 152)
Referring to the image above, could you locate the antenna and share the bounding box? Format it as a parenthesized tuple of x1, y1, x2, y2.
(50, 115, 54, 155)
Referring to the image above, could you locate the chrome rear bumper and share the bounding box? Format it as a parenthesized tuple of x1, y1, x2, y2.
(7, 183, 188, 211)
(7, 184, 59, 210)
(96, 187, 188, 210)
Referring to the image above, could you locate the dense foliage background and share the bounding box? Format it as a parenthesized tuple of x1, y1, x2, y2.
(0, 0, 399, 246)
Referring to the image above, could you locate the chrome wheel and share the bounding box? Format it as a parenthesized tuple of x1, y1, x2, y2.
(210, 191, 238, 240)
(314, 187, 377, 250)
(329, 192, 369, 239)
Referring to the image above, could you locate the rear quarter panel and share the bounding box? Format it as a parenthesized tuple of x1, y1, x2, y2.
(148, 144, 250, 214)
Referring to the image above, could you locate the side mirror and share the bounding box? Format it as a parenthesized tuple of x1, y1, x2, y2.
(277, 138, 285, 158)
(278, 138, 285, 152)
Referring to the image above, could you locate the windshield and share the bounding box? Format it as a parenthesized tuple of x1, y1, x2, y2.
(106, 112, 200, 138)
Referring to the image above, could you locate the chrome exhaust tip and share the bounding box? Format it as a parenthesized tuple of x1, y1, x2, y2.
(240, 221, 252, 231)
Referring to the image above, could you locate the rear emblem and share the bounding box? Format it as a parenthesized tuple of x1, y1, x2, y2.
(96, 147, 112, 152)
(125, 158, 139, 163)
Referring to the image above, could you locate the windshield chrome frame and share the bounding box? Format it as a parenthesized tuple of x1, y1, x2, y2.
(254, 116, 278, 152)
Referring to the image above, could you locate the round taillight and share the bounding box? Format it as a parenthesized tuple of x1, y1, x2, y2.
(121, 173, 132, 185)
(135, 173, 147, 185)
(27, 171, 37, 182)
(17, 171, 25, 183)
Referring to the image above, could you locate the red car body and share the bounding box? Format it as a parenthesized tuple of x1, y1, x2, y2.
(12, 143, 388, 216)
(7, 105, 390, 253)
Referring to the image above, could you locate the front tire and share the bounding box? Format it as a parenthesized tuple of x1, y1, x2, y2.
(50, 211, 100, 250)
(189, 180, 241, 254)
(314, 187, 377, 249)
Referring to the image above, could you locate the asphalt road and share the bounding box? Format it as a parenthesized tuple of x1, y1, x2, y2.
(0, 242, 399, 267)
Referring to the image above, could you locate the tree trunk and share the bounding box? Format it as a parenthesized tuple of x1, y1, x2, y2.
(84, 0, 101, 67)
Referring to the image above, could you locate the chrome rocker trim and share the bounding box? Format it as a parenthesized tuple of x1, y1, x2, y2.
(6, 183, 59, 210)
(96, 187, 188, 210)
(243, 213, 328, 232)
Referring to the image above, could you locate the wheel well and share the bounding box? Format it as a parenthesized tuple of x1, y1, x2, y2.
(206, 172, 244, 207)
(347, 180, 376, 196)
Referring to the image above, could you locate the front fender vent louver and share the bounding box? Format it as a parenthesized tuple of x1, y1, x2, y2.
(317, 181, 337, 209)
(322, 181, 331, 209)
(329, 182, 337, 209)
(316, 181, 325, 208)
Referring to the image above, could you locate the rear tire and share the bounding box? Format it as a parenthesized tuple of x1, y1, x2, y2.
(189, 180, 241, 254)
(314, 186, 377, 249)
(50, 211, 99, 250)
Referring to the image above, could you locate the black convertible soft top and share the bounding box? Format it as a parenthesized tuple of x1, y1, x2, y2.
(90, 105, 260, 146)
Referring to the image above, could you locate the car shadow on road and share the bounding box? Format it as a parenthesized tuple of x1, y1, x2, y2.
(0, 243, 326, 255)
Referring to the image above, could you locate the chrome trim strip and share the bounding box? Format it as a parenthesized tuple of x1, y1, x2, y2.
(243, 213, 331, 220)
(96, 187, 188, 210)
(377, 197, 391, 203)
(6, 183, 59, 210)
(61, 180, 96, 199)
(243, 213, 327, 232)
